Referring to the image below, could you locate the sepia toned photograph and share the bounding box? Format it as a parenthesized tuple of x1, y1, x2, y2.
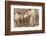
(14, 8, 39, 27)
(11, 5, 43, 31)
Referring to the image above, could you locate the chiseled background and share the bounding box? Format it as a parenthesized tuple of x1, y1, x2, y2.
(0, 0, 46, 36)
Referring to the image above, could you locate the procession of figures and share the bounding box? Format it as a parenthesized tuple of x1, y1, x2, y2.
(14, 8, 39, 27)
